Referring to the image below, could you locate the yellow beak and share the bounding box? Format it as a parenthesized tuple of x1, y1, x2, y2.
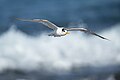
(66, 32, 70, 35)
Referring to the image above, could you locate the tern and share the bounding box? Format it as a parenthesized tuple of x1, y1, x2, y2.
(16, 18, 109, 40)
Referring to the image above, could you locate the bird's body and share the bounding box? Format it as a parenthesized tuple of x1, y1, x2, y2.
(56, 28, 68, 36)
(16, 18, 109, 40)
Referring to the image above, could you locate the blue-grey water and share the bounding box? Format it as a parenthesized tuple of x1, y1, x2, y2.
(0, 0, 120, 80)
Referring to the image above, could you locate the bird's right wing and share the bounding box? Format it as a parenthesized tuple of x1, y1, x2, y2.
(16, 18, 58, 30)
(65, 27, 109, 40)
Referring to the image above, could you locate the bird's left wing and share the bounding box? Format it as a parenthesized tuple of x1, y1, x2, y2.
(16, 18, 58, 30)
(65, 27, 109, 40)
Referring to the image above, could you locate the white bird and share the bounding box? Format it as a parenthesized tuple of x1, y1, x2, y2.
(16, 18, 109, 40)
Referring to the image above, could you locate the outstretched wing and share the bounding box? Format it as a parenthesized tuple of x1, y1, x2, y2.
(65, 28, 109, 40)
(16, 18, 58, 30)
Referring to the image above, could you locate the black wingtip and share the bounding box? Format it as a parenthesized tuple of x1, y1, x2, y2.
(88, 30, 110, 41)
(102, 37, 110, 41)
(104, 38, 110, 41)
(96, 34, 110, 41)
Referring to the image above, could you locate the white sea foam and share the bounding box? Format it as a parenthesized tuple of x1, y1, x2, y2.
(0, 24, 120, 72)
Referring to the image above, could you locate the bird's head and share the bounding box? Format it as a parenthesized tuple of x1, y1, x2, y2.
(56, 28, 69, 36)
(61, 28, 70, 35)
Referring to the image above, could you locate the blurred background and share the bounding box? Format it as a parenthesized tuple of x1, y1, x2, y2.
(0, 0, 120, 80)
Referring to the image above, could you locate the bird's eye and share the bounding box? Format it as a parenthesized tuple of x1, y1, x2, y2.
(62, 28, 65, 32)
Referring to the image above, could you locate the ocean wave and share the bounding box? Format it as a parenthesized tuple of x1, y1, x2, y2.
(0, 24, 120, 73)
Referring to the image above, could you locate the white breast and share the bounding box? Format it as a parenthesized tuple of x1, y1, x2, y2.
(56, 28, 65, 36)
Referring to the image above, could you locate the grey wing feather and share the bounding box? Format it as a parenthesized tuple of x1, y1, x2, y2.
(65, 28, 109, 40)
(16, 18, 58, 30)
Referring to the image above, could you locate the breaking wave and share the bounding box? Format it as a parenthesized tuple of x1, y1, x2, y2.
(0, 24, 120, 73)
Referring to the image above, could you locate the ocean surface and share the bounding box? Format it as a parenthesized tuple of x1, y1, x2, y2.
(0, 0, 120, 80)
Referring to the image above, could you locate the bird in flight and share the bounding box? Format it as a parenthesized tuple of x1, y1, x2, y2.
(16, 18, 109, 40)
